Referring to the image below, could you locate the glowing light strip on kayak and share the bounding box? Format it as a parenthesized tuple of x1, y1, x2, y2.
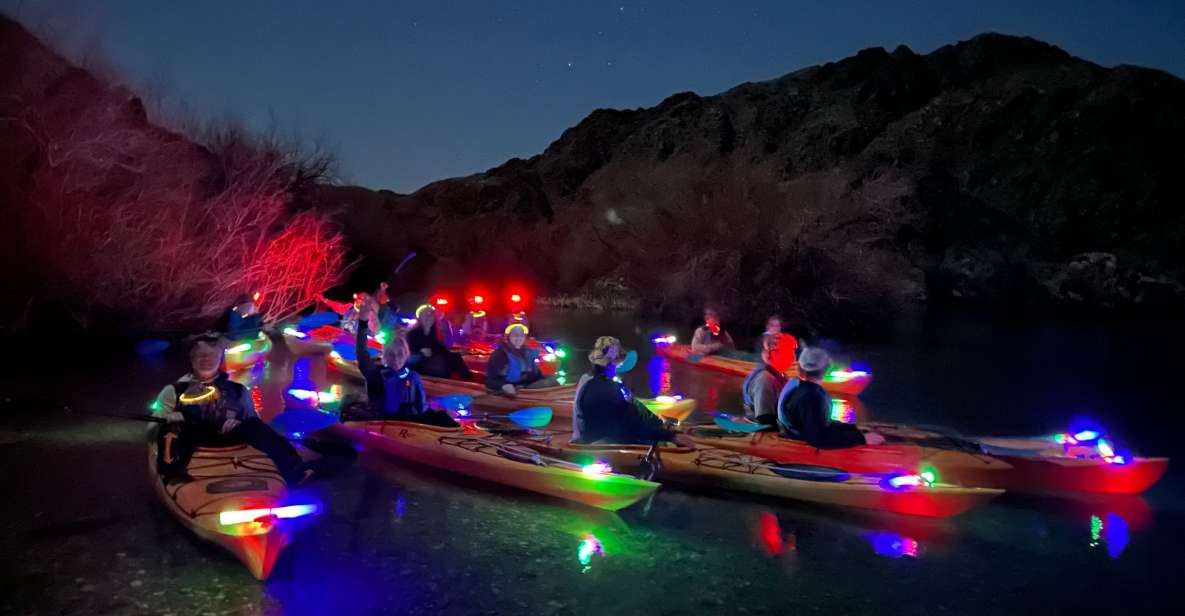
(582, 461, 613, 477)
(178, 386, 217, 404)
(880, 473, 935, 491)
(287, 388, 342, 404)
(651, 335, 677, 345)
(826, 369, 868, 381)
(219, 504, 320, 526)
(283, 326, 308, 339)
(227, 343, 252, 354)
(654, 395, 682, 405)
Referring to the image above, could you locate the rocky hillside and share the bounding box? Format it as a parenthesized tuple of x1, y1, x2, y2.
(320, 33, 1185, 332)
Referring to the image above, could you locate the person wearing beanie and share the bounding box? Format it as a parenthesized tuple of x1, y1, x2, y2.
(572, 336, 696, 448)
(776, 347, 885, 449)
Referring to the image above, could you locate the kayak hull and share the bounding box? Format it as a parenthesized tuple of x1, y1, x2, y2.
(320, 420, 658, 511)
(656, 344, 871, 396)
(147, 435, 289, 580)
(519, 437, 999, 518)
(695, 423, 1169, 496)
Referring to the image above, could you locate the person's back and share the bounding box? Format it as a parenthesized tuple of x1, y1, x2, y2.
(776, 348, 869, 449)
(572, 337, 693, 448)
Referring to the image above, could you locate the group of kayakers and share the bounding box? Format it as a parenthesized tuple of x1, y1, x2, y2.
(154, 297, 879, 486)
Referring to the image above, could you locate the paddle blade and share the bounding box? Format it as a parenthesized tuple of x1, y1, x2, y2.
(432, 394, 473, 411)
(271, 408, 339, 438)
(616, 350, 638, 374)
(713, 414, 772, 433)
(506, 406, 553, 428)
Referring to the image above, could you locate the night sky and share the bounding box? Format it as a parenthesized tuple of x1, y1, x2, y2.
(5, 1, 1184, 192)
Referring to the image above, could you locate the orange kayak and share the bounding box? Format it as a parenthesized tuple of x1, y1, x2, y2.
(147, 432, 311, 580)
(319, 420, 659, 511)
(515, 434, 1001, 518)
(656, 343, 871, 396)
(690, 421, 1169, 496)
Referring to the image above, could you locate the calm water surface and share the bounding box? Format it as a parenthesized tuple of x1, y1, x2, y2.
(2, 308, 1182, 615)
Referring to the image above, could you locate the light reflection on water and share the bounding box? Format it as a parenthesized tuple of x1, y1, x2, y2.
(4, 307, 1183, 614)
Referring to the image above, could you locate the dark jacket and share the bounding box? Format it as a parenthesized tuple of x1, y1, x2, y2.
(777, 379, 865, 449)
(485, 343, 542, 390)
(159, 372, 257, 426)
(572, 366, 674, 444)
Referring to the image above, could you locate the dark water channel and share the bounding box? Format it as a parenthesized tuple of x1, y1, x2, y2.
(2, 308, 1182, 615)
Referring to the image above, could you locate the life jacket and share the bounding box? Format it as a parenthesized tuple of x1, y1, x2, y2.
(380, 366, 424, 415)
(498, 343, 540, 385)
(173, 374, 249, 426)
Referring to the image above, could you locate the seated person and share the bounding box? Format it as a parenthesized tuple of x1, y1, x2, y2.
(406, 305, 474, 381)
(754, 315, 797, 358)
(571, 336, 695, 448)
(742, 334, 794, 425)
(350, 300, 458, 427)
(153, 332, 312, 484)
(777, 348, 884, 448)
(221, 294, 262, 340)
(485, 323, 558, 394)
(455, 294, 488, 343)
(690, 307, 735, 355)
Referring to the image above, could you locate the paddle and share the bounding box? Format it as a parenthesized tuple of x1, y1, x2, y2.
(270, 408, 341, 438)
(713, 413, 773, 433)
(492, 406, 553, 428)
(616, 350, 638, 374)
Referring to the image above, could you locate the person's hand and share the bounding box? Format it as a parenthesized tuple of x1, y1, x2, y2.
(221, 418, 242, 434)
(380, 282, 389, 290)
(163, 411, 184, 423)
(671, 433, 697, 449)
(501, 384, 517, 395)
(421, 348, 432, 357)
(864, 432, 886, 445)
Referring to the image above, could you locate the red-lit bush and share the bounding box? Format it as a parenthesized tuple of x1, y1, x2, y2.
(0, 18, 349, 331)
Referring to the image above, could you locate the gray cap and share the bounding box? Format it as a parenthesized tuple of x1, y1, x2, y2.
(798, 347, 831, 373)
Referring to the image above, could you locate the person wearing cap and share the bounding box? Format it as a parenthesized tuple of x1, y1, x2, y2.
(221, 294, 262, 340)
(690, 307, 735, 356)
(348, 298, 458, 426)
(485, 323, 557, 394)
(406, 304, 474, 381)
(152, 333, 312, 484)
(777, 347, 885, 448)
(742, 334, 794, 425)
(572, 336, 696, 448)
